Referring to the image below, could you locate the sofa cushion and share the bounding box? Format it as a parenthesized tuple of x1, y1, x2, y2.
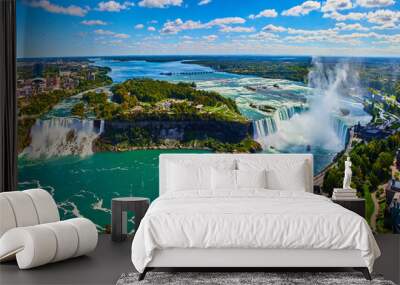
(0, 196, 17, 238)
(24, 189, 60, 224)
(0, 192, 39, 228)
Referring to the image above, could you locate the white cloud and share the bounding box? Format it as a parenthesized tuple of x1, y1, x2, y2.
(138, 0, 182, 8)
(161, 19, 204, 34)
(282, 28, 399, 46)
(99, 39, 124, 45)
(324, 9, 400, 29)
(181, 40, 195, 44)
(287, 28, 337, 36)
(248, 9, 278, 19)
(371, 22, 398, 29)
(335, 22, 369, 31)
(149, 20, 158, 24)
(114, 33, 130, 38)
(282, 1, 321, 16)
(262, 24, 286, 32)
(94, 29, 115, 35)
(356, 0, 395, 8)
(135, 24, 145, 29)
(285, 32, 365, 44)
(206, 17, 246, 26)
(203, 35, 218, 41)
(148, 26, 156, 31)
(27, 0, 88, 16)
(248, 32, 280, 40)
(198, 0, 211, 5)
(94, 29, 130, 39)
(219, 26, 255, 33)
(323, 11, 367, 21)
(81, 20, 107, 26)
(109, 40, 123, 44)
(366, 9, 400, 26)
(321, 0, 353, 12)
(97, 1, 134, 12)
(160, 17, 246, 34)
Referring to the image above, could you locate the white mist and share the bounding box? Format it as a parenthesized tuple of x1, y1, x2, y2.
(258, 57, 360, 151)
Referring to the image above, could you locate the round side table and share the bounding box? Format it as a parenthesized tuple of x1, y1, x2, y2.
(111, 197, 150, 242)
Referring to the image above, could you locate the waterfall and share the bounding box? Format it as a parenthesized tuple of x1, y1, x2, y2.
(253, 117, 277, 139)
(331, 117, 349, 146)
(253, 105, 305, 140)
(22, 118, 104, 159)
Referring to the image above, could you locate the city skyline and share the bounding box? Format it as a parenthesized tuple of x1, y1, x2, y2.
(17, 0, 400, 57)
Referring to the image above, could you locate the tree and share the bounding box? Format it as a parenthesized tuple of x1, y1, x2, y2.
(323, 133, 400, 196)
(71, 102, 85, 118)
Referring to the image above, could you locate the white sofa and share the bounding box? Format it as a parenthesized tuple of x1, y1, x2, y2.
(0, 189, 98, 269)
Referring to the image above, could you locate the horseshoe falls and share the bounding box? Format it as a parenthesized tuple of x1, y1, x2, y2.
(253, 114, 350, 148)
(253, 105, 306, 140)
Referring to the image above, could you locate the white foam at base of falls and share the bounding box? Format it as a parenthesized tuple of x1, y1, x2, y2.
(22, 118, 104, 159)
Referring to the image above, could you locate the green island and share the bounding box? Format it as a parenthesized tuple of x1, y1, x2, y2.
(71, 79, 261, 153)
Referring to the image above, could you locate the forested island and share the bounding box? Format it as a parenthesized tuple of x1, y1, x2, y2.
(72, 79, 261, 153)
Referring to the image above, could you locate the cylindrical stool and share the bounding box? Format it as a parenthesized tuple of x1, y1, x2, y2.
(111, 197, 150, 242)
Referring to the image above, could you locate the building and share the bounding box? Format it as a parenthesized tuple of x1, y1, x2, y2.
(87, 71, 96, 81)
(16, 85, 33, 97)
(389, 193, 400, 234)
(32, 78, 47, 95)
(354, 122, 392, 141)
(47, 76, 61, 90)
(59, 70, 71, 77)
(386, 179, 400, 233)
(62, 77, 79, 90)
(386, 179, 400, 203)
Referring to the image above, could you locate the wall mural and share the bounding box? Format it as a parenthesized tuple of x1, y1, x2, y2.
(17, 0, 400, 233)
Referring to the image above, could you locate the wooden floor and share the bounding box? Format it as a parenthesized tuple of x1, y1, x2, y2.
(0, 234, 399, 285)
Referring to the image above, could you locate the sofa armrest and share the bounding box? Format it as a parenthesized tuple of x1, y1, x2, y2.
(0, 225, 57, 268)
(0, 218, 98, 269)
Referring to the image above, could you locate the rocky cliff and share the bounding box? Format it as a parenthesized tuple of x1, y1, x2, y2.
(100, 119, 253, 145)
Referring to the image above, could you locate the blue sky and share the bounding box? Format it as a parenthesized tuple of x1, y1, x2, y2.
(17, 0, 400, 57)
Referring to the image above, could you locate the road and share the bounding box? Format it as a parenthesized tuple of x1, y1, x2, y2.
(370, 191, 380, 232)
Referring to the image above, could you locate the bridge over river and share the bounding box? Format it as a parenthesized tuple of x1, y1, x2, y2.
(160, 71, 215, 76)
